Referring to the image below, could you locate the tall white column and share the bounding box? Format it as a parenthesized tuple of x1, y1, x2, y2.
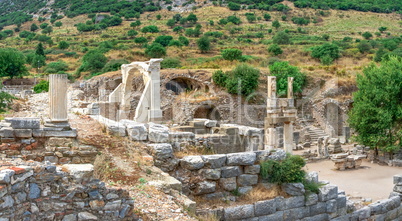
(148, 59, 163, 123)
(283, 123, 293, 153)
(49, 74, 68, 122)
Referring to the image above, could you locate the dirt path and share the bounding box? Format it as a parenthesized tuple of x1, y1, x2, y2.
(305, 160, 402, 201)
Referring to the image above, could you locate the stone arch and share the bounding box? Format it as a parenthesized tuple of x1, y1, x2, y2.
(165, 77, 202, 95)
(193, 104, 221, 121)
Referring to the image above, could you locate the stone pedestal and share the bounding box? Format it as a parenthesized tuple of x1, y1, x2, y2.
(49, 74, 68, 122)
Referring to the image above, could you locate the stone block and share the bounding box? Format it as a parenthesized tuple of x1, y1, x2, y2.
(255, 198, 277, 216)
(202, 154, 227, 168)
(337, 195, 347, 208)
(200, 169, 221, 180)
(0, 127, 14, 138)
(309, 202, 327, 216)
(62, 214, 77, 221)
(351, 206, 371, 220)
(306, 171, 319, 183)
(224, 204, 254, 220)
(148, 123, 169, 143)
(106, 122, 126, 137)
(194, 181, 216, 195)
(180, 156, 205, 170)
(238, 186, 253, 195)
(305, 193, 318, 206)
(62, 164, 94, 182)
(126, 123, 147, 141)
(221, 166, 242, 178)
(284, 196, 305, 210)
(326, 199, 337, 213)
(6, 118, 40, 129)
(226, 152, 256, 166)
(301, 214, 329, 221)
(44, 156, 58, 164)
(148, 143, 174, 160)
(78, 212, 98, 220)
(237, 174, 258, 187)
(244, 165, 260, 174)
(104, 200, 121, 210)
(282, 183, 305, 196)
(14, 129, 32, 138)
(318, 184, 338, 201)
(205, 120, 217, 128)
(29, 183, 41, 199)
(33, 129, 77, 137)
(283, 207, 309, 220)
(169, 132, 195, 142)
(0, 169, 15, 184)
(258, 211, 284, 221)
(394, 175, 402, 185)
(219, 177, 237, 191)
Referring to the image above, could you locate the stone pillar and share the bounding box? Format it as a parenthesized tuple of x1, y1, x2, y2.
(267, 76, 277, 109)
(287, 77, 294, 107)
(283, 123, 293, 153)
(49, 74, 68, 122)
(148, 59, 163, 123)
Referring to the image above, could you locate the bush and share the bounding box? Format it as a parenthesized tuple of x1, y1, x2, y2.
(58, 41, 69, 49)
(80, 50, 108, 72)
(212, 70, 228, 87)
(44, 61, 68, 73)
(357, 41, 372, 53)
(168, 40, 183, 47)
(145, 43, 166, 58)
(33, 80, 49, 93)
(228, 2, 241, 10)
(127, 30, 138, 37)
(269, 61, 306, 97)
(225, 64, 260, 96)
(260, 154, 306, 184)
(178, 36, 189, 46)
(221, 48, 243, 61)
(268, 44, 283, 56)
(141, 25, 159, 33)
(311, 43, 340, 65)
(362, 31, 373, 40)
(197, 36, 211, 53)
(101, 59, 128, 72)
(273, 31, 290, 45)
(134, 37, 148, 44)
(263, 13, 271, 21)
(161, 58, 181, 68)
(154, 35, 173, 47)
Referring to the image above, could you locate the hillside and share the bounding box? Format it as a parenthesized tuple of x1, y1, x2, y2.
(0, 0, 401, 93)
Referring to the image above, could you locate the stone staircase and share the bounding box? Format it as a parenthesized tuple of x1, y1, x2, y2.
(306, 126, 328, 143)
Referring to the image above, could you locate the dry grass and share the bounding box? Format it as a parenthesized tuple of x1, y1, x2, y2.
(239, 184, 288, 203)
(174, 145, 216, 158)
(197, 214, 220, 221)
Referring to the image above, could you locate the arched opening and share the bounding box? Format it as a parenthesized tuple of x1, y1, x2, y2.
(325, 103, 343, 136)
(193, 104, 221, 121)
(165, 77, 201, 95)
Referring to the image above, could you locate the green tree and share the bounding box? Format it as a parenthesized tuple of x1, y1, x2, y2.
(33, 80, 49, 93)
(311, 43, 340, 65)
(357, 41, 372, 53)
(166, 19, 175, 28)
(348, 57, 402, 154)
(246, 14, 257, 23)
(40, 23, 49, 29)
(156, 14, 162, 20)
(263, 13, 271, 21)
(178, 36, 189, 46)
(154, 35, 173, 47)
(80, 50, 108, 72)
(0, 48, 29, 79)
(145, 43, 166, 58)
(187, 13, 198, 23)
(173, 26, 184, 33)
(54, 21, 63, 27)
(30, 23, 39, 32)
(374, 47, 387, 62)
(197, 36, 211, 53)
(228, 2, 241, 10)
(134, 37, 148, 45)
(225, 64, 260, 96)
(141, 25, 159, 33)
(272, 31, 290, 45)
(127, 30, 138, 37)
(130, 20, 141, 28)
(58, 41, 70, 49)
(269, 61, 306, 97)
(362, 31, 373, 40)
(378, 26, 387, 33)
(268, 44, 283, 56)
(272, 20, 280, 29)
(221, 48, 243, 61)
(36, 43, 45, 57)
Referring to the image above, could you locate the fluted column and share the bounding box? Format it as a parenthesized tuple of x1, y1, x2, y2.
(49, 74, 68, 122)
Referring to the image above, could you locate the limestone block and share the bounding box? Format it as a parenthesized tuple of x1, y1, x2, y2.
(283, 207, 310, 220)
(306, 171, 319, 183)
(326, 199, 337, 213)
(194, 181, 216, 195)
(148, 143, 174, 160)
(351, 207, 371, 220)
(169, 132, 195, 142)
(244, 165, 260, 174)
(319, 184, 338, 201)
(33, 129, 77, 138)
(5, 118, 40, 129)
(201, 154, 227, 168)
(267, 149, 287, 161)
(126, 123, 147, 141)
(226, 152, 256, 166)
(237, 174, 258, 187)
(258, 211, 284, 221)
(62, 164, 94, 182)
(255, 198, 277, 216)
(282, 183, 305, 196)
(104, 200, 121, 210)
(200, 169, 221, 180)
(148, 123, 169, 143)
(14, 129, 32, 138)
(0, 169, 15, 184)
(394, 174, 402, 185)
(219, 177, 237, 191)
(301, 214, 330, 221)
(180, 156, 205, 170)
(107, 122, 126, 137)
(0, 127, 14, 138)
(224, 204, 255, 220)
(204, 120, 217, 128)
(305, 193, 318, 206)
(284, 196, 305, 209)
(220, 166, 242, 178)
(238, 186, 253, 195)
(78, 212, 98, 220)
(309, 202, 327, 216)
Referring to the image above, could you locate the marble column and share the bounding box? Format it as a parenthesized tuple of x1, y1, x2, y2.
(49, 74, 68, 122)
(283, 122, 293, 153)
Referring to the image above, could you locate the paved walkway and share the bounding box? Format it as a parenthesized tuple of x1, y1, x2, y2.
(305, 160, 402, 201)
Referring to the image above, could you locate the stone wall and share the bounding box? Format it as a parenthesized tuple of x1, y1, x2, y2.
(0, 160, 134, 220)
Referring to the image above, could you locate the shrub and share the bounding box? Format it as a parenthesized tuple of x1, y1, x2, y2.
(101, 59, 128, 72)
(311, 43, 340, 65)
(227, 15, 241, 25)
(145, 43, 166, 58)
(362, 31, 373, 40)
(141, 25, 159, 33)
(178, 36, 189, 46)
(154, 35, 173, 47)
(225, 64, 260, 96)
(269, 61, 306, 96)
(168, 40, 183, 47)
(268, 44, 283, 56)
(80, 50, 107, 72)
(33, 80, 49, 93)
(221, 48, 243, 61)
(273, 31, 290, 45)
(357, 41, 372, 53)
(197, 36, 211, 53)
(260, 154, 306, 184)
(127, 30, 138, 37)
(134, 37, 148, 44)
(228, 2, 241, 10)
(44, 61, 68, 73)
(161, 58, 181, 68)
(212, 70, 228, 87)
(58, 41, 69, 49)
(263, 13, 271, 21)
